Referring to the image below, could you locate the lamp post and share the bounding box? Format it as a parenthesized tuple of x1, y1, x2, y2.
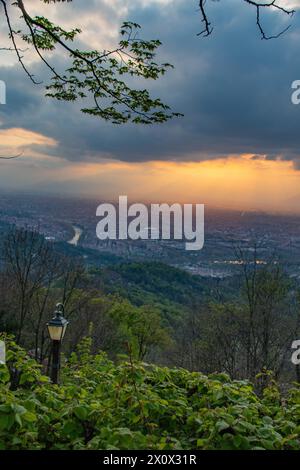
(47, 303, 69, 384)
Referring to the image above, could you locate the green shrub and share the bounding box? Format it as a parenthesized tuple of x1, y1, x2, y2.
(0, 335, 300, 450)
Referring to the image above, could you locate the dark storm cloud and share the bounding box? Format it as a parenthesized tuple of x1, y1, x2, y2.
(1, 0, 300, 165)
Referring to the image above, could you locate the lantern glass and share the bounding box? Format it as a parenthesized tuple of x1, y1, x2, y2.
(47, 303, 69, 342)
(61, 324, 68, 340)
(47, 324, 64, 341)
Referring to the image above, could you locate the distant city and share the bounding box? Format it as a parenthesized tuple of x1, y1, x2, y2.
(1, 192, 300, 279)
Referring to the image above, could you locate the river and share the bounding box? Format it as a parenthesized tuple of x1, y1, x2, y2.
(68, 225, 83, 246)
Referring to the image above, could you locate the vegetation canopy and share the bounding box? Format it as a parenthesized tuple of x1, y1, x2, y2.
(1, 335, 300, 450)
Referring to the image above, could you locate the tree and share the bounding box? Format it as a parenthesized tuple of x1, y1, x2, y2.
(129, 305, 171, 361)
(0, 0, 181, 124)
(0, 1, 294, 132)
(1, 227, 94, 362)
(29, 257, 87, 362)
(294, 291, 300, 383)
(3, 228, 62, 344)
(174, 243, 295, 381)
(109, 299, 171, 360)
(233, 245, 293, 379)
(199, 0, 296, 39)
(200, 303, 249, 378)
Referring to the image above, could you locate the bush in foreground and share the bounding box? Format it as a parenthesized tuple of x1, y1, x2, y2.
(0, 335, 300, 450)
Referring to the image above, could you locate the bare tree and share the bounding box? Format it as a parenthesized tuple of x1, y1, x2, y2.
(3, 227, 61, 344)
(30, 257, 87, 361)
(1, 227, 93, 362)
(234, 244, 293, 379)
(199, 0, 295, 39)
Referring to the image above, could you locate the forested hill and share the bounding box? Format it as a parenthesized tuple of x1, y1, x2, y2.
(94, 262, 210, 303)
(0, 221, 238, 310)
(1, 225, 296, 384)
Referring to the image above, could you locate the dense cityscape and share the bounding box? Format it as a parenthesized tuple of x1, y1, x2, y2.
(1, 192, 300, 278)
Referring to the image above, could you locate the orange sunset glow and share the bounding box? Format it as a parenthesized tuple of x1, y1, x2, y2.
(1, 131, 300, 213)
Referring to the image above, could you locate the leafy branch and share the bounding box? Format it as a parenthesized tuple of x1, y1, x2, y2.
(0, 0, 182, 124)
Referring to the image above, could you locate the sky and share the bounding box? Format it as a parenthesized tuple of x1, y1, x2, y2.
(1, 0, 300, 212)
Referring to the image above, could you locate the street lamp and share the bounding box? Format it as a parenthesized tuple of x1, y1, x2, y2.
(47, 303, 69, 384)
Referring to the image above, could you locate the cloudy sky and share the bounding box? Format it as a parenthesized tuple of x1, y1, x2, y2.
(1, 0, 300, 212)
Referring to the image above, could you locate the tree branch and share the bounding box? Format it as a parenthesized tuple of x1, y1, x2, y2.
(1, 0, 179, 124)
(198, 0, 296, 39)
(0, 152, 23, 160)
(198, 0, 213, 37)
(0, 0, 41, 83)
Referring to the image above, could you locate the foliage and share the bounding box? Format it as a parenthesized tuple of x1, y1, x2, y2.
(100, 261, 210, 310)
(108, 299, 172, 360)
(1, 336, 300, 450)
(1, 1, 181, 124)
(0, 227, 298, 382)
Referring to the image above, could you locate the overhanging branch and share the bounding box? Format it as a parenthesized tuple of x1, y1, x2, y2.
(198, 0, 296, 39)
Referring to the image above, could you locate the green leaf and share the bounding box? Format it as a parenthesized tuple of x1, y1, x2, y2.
(216, 420, 230, 432)
(73, 405, 89, 421)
